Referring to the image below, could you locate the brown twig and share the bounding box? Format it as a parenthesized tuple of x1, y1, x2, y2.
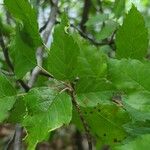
(17, 79, 30, 92)
(69, 84, 92, 150)
(97, 0, 103, 13)
(80, 0, 91, 32)
(71, 24, 114, 47)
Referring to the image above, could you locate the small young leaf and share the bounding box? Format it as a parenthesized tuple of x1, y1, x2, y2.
(113, 0, 125, 18)
(96, 20, 118, 40)
(86, 14, 109, 27)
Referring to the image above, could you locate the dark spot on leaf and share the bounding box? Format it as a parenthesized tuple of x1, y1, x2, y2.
(103, 133, 106, 136)
(102, 145, 110, 150)
(90, 111, 93, 114)
(98, 109, 101, 112)
(118, 140, 121, 143)
(95, 134, 99, 138)
(114, 138, 117, 143)
(84, 111, 87, 115)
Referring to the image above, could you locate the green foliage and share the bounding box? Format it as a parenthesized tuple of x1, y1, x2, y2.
(0, 1, 149, 149)
(115, 134, 150, 150)
(0, 16, 13, 36)
(47, 16, 80, 81)
(4, 0, 42, 78)
(86, 14, 109, 27)
(96, 20, 119, 40)
(108, 59, 150, 92)
(81, 104, 130, 148)
(0, 75, 16, 122)
(4, 0, 41, 46)
(23, 87, 72, 149)
(74, 38, 107, 78)
(76, 77, 115, 106)
(0, 75, 16, 97)
(113, 0, 125, 18)
(116, 5, 148, 60)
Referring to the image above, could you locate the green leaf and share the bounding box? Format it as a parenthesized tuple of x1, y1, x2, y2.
(96, 20, 118, 40)
(11, 27, 37, 78)
(0, 96, 16, 122)
(76, 77, 115, 107)
(80, 104, 130, 148)
(124, 120, 150, 136)
(74, 38, 108, 78)
(8, 96, 26, 123)
(113, 0, 125, 18)
(108, 59, 150, 92)
(0, 75, 16, 97)
(47, 20, 80, 81)
(23, 87, 72, 149)
(4, 0, 42, 78)
(0, 16, 14, 36)
(116, 5, 148, 60)
(86, 14, 109, 27)
(4, 0, 41, 47)
(115, 134, 150, 150)
(0, 75, 16, 122)
(108, 59, 150, 121)
(122, 91, 150, 121)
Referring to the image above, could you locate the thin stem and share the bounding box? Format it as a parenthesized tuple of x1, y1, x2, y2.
(80, 0, 91, 32)
(70, 88, 92, 150)
(71, 24, 114, 47)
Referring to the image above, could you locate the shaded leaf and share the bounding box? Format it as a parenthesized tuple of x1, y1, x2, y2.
(4, 0, 42, 78)
(0, 96, 16, 122)
(86, 14, 109, 27)
(115, 134, 150, 150)
(76, 77, 115, 107)
(96, 20, 118, 40)
(0, 75, 16, 122)
(113, 0, 125, 18)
